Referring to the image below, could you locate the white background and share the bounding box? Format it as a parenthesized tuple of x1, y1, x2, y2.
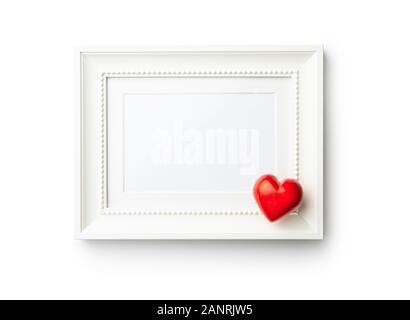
(0, 0, 409, 299)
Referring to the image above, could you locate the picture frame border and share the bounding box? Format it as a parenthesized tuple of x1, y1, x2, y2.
(75, 46, 323, 240)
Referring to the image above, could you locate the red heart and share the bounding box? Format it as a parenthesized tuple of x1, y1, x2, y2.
(253, 175, 303, 222)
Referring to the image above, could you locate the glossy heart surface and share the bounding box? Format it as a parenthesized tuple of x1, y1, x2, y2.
(253, 175, 303, 222)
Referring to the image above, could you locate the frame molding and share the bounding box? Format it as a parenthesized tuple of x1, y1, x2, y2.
(100, 70, 300, 216)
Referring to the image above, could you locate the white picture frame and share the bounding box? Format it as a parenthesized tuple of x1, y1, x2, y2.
(76, 46, 323, 239)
